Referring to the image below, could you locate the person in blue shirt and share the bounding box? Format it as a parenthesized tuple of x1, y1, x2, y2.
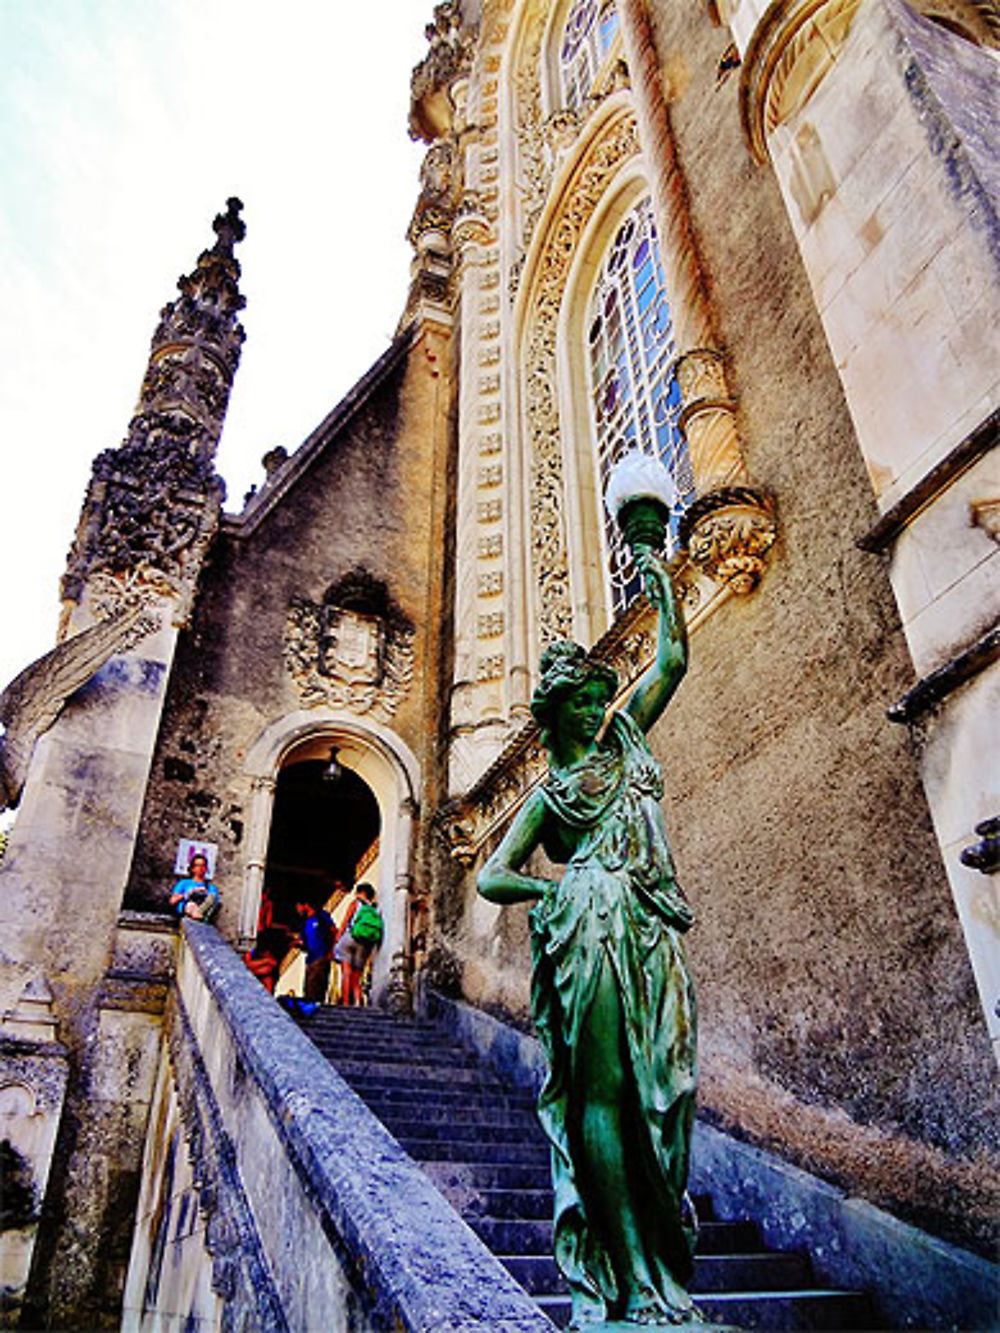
(295, 899, 334, 1003)
(169, 853, 221, 922)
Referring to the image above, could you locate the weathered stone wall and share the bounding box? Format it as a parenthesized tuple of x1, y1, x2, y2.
(125, 328, 455, 943)
(648, 0, 999, 1244)
(428, 0, 998, 1257)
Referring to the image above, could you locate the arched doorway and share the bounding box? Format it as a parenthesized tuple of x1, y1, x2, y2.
(261, 753, 381, 1002)
(241, 711, 420, 1008)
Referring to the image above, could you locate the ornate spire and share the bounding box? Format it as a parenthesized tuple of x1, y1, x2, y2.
(142, 195, 247, 452)
(62, 200, 247, 618)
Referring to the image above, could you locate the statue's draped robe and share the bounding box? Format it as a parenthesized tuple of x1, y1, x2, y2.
(530, 710, 697, 1315)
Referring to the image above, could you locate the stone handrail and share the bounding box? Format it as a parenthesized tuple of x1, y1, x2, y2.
(146, 923, 552, 1331)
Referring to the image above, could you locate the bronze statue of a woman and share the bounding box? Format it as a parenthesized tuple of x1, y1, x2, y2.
(478, 551, 699, 1328)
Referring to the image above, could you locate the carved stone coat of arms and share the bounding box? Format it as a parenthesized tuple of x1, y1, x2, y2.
(285, 594, 413, 721)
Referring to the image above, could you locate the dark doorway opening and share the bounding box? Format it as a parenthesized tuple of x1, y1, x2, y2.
(264, 758, 380, 932)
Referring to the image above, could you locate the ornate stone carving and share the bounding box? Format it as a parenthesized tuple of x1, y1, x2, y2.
(513, 13, 632, 279)
(675, 347, 729, 405)
(680, 487, 778, 593)
(62, 413, 226, 608)
(523, 112, 642, 644)
(284, 572, 414, 722)
(513, 13, 548, 256)
(409, 2, 477, 142)
(452, 193, 494, 251)
(409, 139, 461, 247)
(63, 201, 244, 617)
(675, 348, 746, 491)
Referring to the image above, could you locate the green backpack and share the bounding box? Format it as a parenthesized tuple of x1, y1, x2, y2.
(350, 901, 384, 945)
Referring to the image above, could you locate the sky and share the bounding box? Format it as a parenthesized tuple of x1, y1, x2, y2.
(0, 0, 430, 694)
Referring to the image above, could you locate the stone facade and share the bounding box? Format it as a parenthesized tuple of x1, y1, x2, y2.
(0, 0, 997, 1326)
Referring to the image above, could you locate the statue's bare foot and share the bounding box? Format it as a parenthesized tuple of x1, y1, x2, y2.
(623, 1288, 703, 1326)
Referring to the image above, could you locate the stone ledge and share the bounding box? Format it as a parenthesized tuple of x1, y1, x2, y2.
(690, 1122, 999, 1331)
(886, 622, 1000, 723)
(856, 408, 998, 554)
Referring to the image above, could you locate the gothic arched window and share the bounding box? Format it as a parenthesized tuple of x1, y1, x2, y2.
(587, 196, 693, 611)
(559, 0, 620, 110)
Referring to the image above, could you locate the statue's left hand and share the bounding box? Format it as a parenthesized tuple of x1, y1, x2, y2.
(636, 548, 671, 608)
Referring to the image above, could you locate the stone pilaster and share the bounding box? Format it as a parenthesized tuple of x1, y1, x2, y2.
(618, 0, 777, 593)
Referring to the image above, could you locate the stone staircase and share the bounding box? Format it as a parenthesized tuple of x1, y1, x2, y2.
(299, 1007, 880, 1330)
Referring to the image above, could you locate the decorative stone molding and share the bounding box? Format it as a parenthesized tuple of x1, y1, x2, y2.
(408, 139, 461, 248)
(523, 111, 642, 644)
(675, 348, 746, 491)
(739, 0, 999, 162)
(513, 16, 632, 280)
(1, 976, 62, 1046)
(166, 992, 288, 1324)
(0, 978, 69, 1325)
(680, 486, 778, 593)
(452, 193, 494, 251)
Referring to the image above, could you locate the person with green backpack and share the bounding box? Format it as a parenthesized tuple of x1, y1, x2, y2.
(334, 882, 384, 1006)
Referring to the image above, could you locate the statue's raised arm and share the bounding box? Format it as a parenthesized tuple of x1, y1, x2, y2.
(625, 548, 688, 734)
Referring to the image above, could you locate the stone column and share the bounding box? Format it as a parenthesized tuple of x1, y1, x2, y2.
(618, 0, 777, 591)
(383, 796, 418, 1013)
(239, 775, 277, 950)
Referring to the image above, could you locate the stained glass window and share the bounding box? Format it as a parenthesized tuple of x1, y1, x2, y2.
(559, 0, 619, 110)
(587, 196, 693, 612)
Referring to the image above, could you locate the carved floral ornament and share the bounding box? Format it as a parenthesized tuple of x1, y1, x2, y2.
(522, 110, 643, 644)
(409, 1, 478, 142)
(513, 7, 632, 270)
(680, 487, 778, 593)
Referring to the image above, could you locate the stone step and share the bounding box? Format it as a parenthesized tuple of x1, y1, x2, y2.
(311, 1042, 478, 1069)
(379, 1115, 542, 1143)
(399, 1137, 552, 1166)
(499, 1251, 814, 1296)
(327, 1060, 495, 1088)
(302, 1004, 432, 1022)
(314, 1036, 475, 1057)
(298, 1009, 880, 1329)
(421, 1160, 554, 1193)
(464, 1188, 554, 1220)
(537, 1288, 874, 1330)
(467, 1216, 764, 1257)
(360, 1086, 538, 1114)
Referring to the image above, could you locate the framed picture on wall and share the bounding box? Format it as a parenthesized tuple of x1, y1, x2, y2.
(174, 839, 218, 878)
